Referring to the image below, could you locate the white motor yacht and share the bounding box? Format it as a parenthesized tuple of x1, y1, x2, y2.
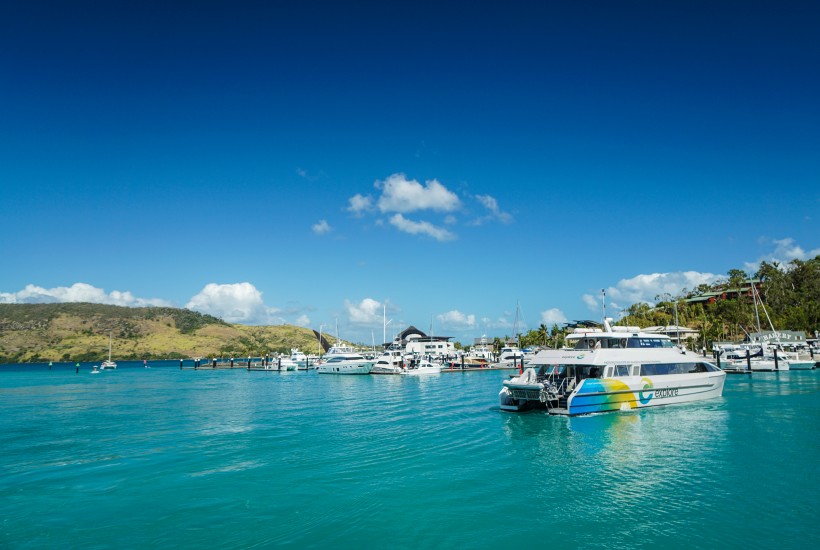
(371, 347, 404, 374)
(402, 359, 441, 375)
(498, 346, 524, 364)
(317, 353, 373, 374)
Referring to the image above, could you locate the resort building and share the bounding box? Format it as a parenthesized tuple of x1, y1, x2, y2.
(388, 326, 456, 357)
(684, 279, 762, 305)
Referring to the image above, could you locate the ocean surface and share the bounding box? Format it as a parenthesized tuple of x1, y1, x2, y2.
(1, 362, 818, 549)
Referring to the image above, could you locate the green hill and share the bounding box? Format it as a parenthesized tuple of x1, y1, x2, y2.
(0, 303, 336, 363)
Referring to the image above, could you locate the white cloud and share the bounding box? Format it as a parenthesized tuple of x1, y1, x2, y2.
(580, 271, 722, 314)
(582, 294, 599, 311)
(606, 271, 721, 305)
(185, 282, 277, 324)
(344, 298, 383, 324)
(294, 314, 311, 327)
(474, 194, 513, 224)
(376, 173, 460, 213)
(436, 310, 476, 330)
(312, 219, 332, 235)
(744, 237, 820, 272)
(389, 213, 456, 242)
(345, 174, 514, 242)
(347, 193, 373, 216)
(540, 308, 567, 325)
(0, 283, 170, 307)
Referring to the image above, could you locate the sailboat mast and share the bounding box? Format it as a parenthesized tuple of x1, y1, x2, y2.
(750, 279, 764, 343)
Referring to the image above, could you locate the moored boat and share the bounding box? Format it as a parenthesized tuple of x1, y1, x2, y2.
(786, 358, 815, 370)
(100, 332, 117, 370)
(499, 320, 725, 415)
(370, 347, 404, 374)
(402, 359, 441, 375)
(317, 353, 373, 375)
(498, 346, 524, 364)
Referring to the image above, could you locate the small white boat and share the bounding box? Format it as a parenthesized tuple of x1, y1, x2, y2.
(786, 359, 815, 370)
(402, 359, 441, 375)
(498, 346, 524, 364)
(100, 331, 117, 370)
(291, 348, 316, 370)
(371, 347, 404, 374)
(318, 354, 373, 374)
(90, 366, 101, 374)
(272, 357, 297, 371)
(468, 336, 494, 361)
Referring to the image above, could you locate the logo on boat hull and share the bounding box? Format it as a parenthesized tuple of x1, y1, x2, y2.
(638, 377, 654, 405)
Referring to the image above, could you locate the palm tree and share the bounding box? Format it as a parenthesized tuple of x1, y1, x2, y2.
(537, 324, 548, 346)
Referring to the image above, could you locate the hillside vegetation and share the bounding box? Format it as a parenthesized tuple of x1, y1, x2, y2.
(0, 303, 333, 363)
(516, 256, 820, 350)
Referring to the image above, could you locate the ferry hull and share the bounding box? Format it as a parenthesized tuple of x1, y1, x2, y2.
(500, 373, 725, 415)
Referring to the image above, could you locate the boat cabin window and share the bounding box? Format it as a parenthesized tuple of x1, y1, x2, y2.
(626, 337, 675, 348)
(601, 365, 632, 377)
(569, 365, 603, 380)
(639, 362, 720, 375)
(573, 337, 634, 350)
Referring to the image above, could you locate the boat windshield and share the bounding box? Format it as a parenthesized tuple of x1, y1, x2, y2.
(326, 355, 365, 363)
(535, 365, 603, 380)
(572, 336, 676, 350)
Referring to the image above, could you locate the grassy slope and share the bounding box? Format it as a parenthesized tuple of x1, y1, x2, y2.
(0, 303, 336, 363)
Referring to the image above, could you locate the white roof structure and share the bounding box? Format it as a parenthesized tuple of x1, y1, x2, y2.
(642, 325, 700, 342)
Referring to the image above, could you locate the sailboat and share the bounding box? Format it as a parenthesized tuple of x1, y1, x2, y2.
(100, 331, 117, 370)
(498, 301, 525, 365)
(725, 281, 789, 372)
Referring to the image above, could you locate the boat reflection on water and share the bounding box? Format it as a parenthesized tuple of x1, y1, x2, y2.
(500, 400, 730, 502)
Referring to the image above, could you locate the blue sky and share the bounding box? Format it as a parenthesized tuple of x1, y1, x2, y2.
(2, 1, 818, 344)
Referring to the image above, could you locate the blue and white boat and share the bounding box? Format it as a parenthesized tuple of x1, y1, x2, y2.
(499, 320, 725, 415)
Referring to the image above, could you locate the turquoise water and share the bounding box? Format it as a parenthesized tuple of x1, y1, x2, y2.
(1, 364, 818, 549)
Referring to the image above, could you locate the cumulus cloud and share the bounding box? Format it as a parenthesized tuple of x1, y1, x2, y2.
(312, 219, 332, 235)
(389, 214, 456, 242)
(376, 173, 460, 213)
(608, 271, 721, 305)
(744, 237, 820, 272)
(185, 282, 277, 324)
(0, 283, 171, 307)
(436, 310, 476, 330)
(347, 193, 373, 216)
(540, 308, 567, 325)
(581, 271, 722, 314)
(294, 314, 311, 327)
(474, 194, 513, 224)
(582, 294, 599, 311)
(344, 298, 383, 325)
(344, 173, 515, 242)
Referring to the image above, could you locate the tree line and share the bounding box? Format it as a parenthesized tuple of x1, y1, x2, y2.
(496, 256, 819, 351)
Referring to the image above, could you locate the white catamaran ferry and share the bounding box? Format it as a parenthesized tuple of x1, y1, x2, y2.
(499, 320, 726, 415)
